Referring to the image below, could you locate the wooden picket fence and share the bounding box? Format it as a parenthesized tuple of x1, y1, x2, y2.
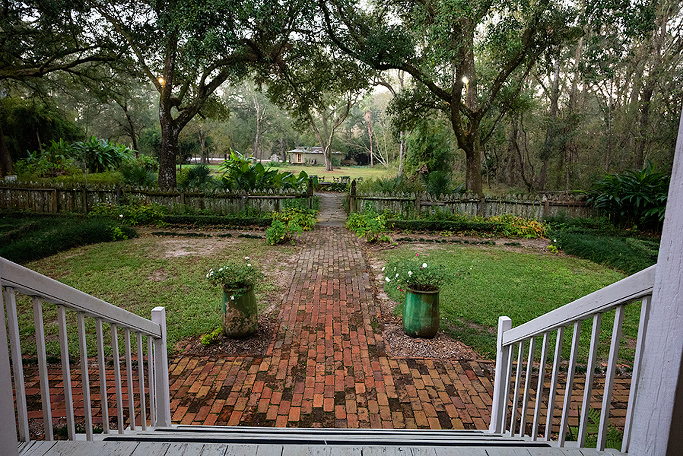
(348, 190, 593, 220)
(0, 183, 311, 215)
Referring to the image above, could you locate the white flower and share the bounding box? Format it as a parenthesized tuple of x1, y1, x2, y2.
(230, 295, 235, 300)
(408, 271, 412, 276)
(206, 273, 210, 278)
(119, 214, 123, 218)
(245, 256, 250, 260)
(422, 263, 427, 268)
(395, 273, 399, 278)
(381, 267, 385, 272)
(247, 264, 251, 267)
(385, 277, 391, 282)
(553, 239, 557, 243)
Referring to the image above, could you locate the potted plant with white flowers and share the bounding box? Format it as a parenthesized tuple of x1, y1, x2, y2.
(384, 253, 446, 338)
(207, 257, 263, 338)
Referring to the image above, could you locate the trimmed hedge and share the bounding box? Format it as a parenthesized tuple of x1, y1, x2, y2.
(551, 229, 659, 275)
(0, 213, 136, 264)
(387, 219, 503, 233)
(160, 214, 272, 227)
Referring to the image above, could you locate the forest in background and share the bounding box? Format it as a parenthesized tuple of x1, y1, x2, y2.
(0, 0, 681, 194)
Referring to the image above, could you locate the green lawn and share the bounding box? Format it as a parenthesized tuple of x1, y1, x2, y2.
(16, 232, 297, 359)
(380, 244, 631, 362)
(201, 163, 397, 182)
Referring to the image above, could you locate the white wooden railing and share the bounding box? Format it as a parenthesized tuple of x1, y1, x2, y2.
(489, 265, 655, 452)
(0, 257, 171, 456)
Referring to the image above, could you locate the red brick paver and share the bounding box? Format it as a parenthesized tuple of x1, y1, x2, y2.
(20, 226, 632, 437)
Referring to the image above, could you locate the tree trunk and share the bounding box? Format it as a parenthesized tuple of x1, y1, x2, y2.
(538, 53, 561, 191)
(398, 131, 405, 176)
(635, 83, 654, 168)
(0, 117, 13, 177)
(159, 101, 179, 190)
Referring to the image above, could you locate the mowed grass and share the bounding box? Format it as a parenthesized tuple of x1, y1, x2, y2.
(381, 244, 631, 363)
(16, 232, 297, 359)
(202, 163, 397, 182)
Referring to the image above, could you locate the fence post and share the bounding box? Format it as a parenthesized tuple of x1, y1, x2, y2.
(151, 307, 171, 427)
(350, 180, 357, 213)
(490, 316, 512, 433)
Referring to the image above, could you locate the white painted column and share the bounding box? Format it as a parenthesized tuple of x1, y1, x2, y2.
(630, 108, 683, 455)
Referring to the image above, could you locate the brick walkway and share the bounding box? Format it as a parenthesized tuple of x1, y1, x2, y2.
(168, 227, 495, 430)
(20, 222, 633, 437)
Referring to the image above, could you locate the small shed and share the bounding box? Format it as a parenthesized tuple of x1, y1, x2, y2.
(287, 147, 343, 165)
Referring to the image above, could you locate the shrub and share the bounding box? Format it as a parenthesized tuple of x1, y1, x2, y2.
(178, 164, 218, 190)
(273, 207, 317, 231)
(220, 150, 309, 192)
(72, 136, 132, 173)
(587, 161, 669, 230)
(0, 214, 136, 264)
(550, 230, 659, 275)
(89, 203, 168, 226)
(14, 139, 79, 178)
(120, 155, 158, 187)
(346, 205, 388, 242)
(201, 327, 223, 346)
(265, 219, 302, 245)
(356, 175, 423, 194)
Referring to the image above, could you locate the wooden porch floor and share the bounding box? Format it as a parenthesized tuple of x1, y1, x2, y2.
(18, 440, 625, 456)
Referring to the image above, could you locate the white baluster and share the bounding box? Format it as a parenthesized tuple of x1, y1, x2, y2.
(578, 313, 602, 447)
(111, 324, 124, 434)
(96, 319, 109, 434)
(57, 305, 75, 440)
(124, 328, 136, 430)
(597, 305, 625, 450)
(77, 313, 93, 440)
(520, 337, 536, 436)
(559, 320, 582, 447)
(532, 332, 549, 440)
(32, 297, 53, 440)
(137, 332, 147, 430)
(545, 326, 565, 441)
(0, 286, 19, 456)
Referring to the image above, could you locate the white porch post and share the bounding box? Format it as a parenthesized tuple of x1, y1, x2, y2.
(151, 306, 172, 427)
(490, 316, 512, 433)
(629, 108, 683, 455)
(0, 262, 19, 456)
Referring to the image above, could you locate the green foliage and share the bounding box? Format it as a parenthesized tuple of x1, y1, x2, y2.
(201, 327, 223, 346)
(346, 204, 388, 242)
(422, 170, 462, 197)
(220, 150, 309, 192)
(273, 207, 317, 231)
(178, 164, 218, 190)
(587, 161, 669, 230)
(72, 136, 133, 173)
(0, 214, 136, 264)
(120, 155, 159, 187)
(89, 203, 168, 226)
(356, 175, 424, 194)
(551, 229, 659, 275)
(384, 254, 448, 292)
(14, 139, 79, 178)
(0, 98, 84, 164)
(405, 118, 454, 175)
(386, 213, 548, 239)
(266, 219, 302, 245)
(565, 408, 623, 449)
(206, 257, 263, 289)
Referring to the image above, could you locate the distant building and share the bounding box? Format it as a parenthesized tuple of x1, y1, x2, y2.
(287, 147, 343, 165)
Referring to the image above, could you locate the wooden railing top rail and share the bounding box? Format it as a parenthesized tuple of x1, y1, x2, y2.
(0, 257, 161, 337)
(502, 265, 656, 346)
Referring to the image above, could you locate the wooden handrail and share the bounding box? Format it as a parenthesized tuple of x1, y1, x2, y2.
(0, 257, 161, 337)
(502, 265, 655, 346)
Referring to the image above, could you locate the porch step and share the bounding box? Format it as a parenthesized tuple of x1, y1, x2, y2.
(103, 426, 551, 447)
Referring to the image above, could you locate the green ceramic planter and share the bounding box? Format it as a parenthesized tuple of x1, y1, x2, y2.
(222, 286, 257, 338)
(403, 287, 439, 338)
